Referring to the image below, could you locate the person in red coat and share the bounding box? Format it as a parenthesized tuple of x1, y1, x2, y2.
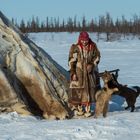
(68, 31, 101, 116)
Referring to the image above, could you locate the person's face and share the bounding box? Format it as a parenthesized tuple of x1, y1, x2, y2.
(80, 39, 89, 46)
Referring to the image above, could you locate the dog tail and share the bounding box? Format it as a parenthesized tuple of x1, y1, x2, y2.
(132, 86, 140, 96)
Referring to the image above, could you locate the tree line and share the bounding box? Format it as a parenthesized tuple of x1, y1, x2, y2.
(12, 13, 140, 40)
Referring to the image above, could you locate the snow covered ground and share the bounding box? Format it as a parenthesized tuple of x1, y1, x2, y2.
(1, 32, 140, 140)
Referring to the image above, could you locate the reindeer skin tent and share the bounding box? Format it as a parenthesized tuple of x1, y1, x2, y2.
(0, 11, 71, 120)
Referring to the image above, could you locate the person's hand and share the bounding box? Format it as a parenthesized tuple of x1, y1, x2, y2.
(87, 64, 93, 73)
(72, 74, 77, 81)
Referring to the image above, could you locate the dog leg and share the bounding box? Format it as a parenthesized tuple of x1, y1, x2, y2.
(131, 105, 135, 112)
(125, 100, 130, 110)
(94, 105, 101, 118)
(125, 106, 130, 110)
(103, 101, 108, 118)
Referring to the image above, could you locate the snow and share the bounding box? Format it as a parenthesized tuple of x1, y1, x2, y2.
(1, 32, 140, 140)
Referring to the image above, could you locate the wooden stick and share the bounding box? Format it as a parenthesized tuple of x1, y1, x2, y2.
(98, 69, 120, 77)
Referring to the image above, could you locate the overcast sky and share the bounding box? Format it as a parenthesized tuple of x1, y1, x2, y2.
(0, 0, 140, 22)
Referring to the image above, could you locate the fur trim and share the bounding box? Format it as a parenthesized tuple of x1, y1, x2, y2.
(68, 52, 77, 69)
(76, 62, 82, 69)
(94, 56, 100, 66)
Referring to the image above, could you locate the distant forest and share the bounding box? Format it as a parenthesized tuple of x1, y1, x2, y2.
(12, 13, 140, 40)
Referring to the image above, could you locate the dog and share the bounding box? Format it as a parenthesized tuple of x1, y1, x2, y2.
(111, 74, 140, 112)
(94, 71, 118, 118)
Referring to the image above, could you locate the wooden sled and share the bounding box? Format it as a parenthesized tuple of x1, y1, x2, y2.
(98, 69, 120, 79)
